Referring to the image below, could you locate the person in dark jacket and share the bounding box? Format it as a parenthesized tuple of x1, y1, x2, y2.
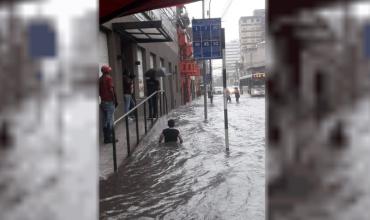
(146, 75, 160, 118)
(159, 119, 183, 144)
(122, 73, 135, 114)
(234, 87, 240, 103)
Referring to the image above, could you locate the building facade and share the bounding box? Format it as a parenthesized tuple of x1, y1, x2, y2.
(267, 9, 370, 184)
(241, 41, 266, 77)
(99, 7, 182, 119)
(239, 9, 265, 52)
(225, 40, 241, 86)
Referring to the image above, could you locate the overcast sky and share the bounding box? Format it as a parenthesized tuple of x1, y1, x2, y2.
(185, 0, 265, 42)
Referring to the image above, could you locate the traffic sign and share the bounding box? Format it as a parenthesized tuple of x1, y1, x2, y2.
(192, 18, 222, 60)
(365, 24, 370, 58)
(28, 21, 56, 58)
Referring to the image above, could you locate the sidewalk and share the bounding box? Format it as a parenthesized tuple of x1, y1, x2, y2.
(99, 112, 167, 180)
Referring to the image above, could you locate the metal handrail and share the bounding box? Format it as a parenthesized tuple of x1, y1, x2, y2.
(110, 90, 168, 172)
(114, 90, 164, 126)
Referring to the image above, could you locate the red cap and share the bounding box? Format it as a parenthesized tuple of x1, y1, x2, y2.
(101, 65, 112, 74)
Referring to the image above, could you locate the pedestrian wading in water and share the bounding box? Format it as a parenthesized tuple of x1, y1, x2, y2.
(159, 119, 183, 144)
(234, 87, 240, 103)
(226, 88, 232, 103)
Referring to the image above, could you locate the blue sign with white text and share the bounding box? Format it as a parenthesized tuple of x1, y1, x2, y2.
(28, 22, 56, 58)
(365, 24, 370, 58)
(192, 18, 222, 60)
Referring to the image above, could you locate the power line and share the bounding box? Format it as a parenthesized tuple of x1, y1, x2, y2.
(221, 0, 235, 18)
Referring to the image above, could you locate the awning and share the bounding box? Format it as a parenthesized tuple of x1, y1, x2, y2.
(112, 20, 172, 43)
(100, 0, 201, 24)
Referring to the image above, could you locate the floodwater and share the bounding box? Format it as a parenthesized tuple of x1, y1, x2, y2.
(100, 94, 265, 220)
(270, 97, 370, 220)
(0, 86, 97, 220)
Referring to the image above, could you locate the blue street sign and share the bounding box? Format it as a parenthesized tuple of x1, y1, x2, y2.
(192, 18, 222, 60)
(28, 21, 56, 58)
(365, 24, 370, 58)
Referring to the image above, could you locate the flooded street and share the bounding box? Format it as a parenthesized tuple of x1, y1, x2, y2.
(270, 97, 370, 220)
(100, 95, 265, 220)
(0, 86, 97, 220)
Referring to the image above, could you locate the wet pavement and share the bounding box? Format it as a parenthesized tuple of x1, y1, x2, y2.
(0, 86, 97, 220)
(100, 105, 166, 180)
(100, 95, 266, 220)
(269, 96, 370, 220)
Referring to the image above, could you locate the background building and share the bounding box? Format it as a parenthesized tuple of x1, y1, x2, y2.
(225, 40, 241, 86)
(239, 9, 265, 52)
(99, 7, 182, 118)
(239, 9, 266, 80)
(241, 41, 266, 76)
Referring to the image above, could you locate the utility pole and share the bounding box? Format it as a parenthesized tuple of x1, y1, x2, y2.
(208, 0, 213, 104)
(202, 0, 208, 120)
(222, 28, 229, 149)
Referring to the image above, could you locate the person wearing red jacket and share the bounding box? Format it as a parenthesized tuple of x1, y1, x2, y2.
(99, 65, 118, 144)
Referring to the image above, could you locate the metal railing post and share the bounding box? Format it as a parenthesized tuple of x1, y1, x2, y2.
(135, 108, 139, 144)
(144, 102, 147, 134)
(165, 93, 168, 114)
(159, 91, 163, 117)
(150, 95, 154, 126)
(156, 93, 159, 120)
(112, 127, 118, 172)
(125, 117, 131, 156)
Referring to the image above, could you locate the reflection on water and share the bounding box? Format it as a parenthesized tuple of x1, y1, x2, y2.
(100, 95, 265, 220)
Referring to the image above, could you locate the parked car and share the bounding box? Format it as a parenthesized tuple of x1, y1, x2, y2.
(213, 86, 223, 94)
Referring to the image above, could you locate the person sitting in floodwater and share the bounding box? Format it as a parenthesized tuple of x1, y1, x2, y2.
(159, 119, 183, 144)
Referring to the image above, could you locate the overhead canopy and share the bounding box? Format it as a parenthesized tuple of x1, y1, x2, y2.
(113, 20, 173, 43)
(100, 0, 201, 24)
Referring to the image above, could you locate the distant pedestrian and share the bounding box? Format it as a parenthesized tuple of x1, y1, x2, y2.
(159, 119, 183, 144)
(208, 89, 213, 103)
(99, 65, 118, 144)
(123, 72, 136, 119)
(146, 75, 160, 119)
(226, 88, 232, 103)
(234, 87, 240, 103)
(0, 121, 13, 148)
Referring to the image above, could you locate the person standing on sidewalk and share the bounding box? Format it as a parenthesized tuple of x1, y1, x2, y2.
(99, 65, 118, 144)
(146, 75, 160, 119)
(123, 72, 136, 119)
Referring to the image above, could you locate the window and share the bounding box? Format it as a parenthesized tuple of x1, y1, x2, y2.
(160, 58, 165, 69)
(159, 58, 165, 90)
(149, 53, 156, 69)
(137, 47, 145, 98)
(168, 62, 172, 73)
(175, 65, 179, 92)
